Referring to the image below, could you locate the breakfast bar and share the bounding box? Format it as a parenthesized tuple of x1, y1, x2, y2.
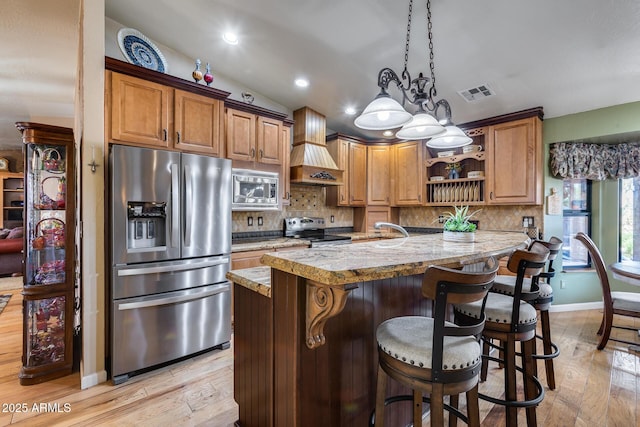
(228, 230, 529, 427)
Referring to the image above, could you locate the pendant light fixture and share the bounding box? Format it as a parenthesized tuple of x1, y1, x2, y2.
(354, 0, 472, 148)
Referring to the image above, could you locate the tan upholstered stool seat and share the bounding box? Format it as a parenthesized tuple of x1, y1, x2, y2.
(455, 292, 538, 326)
(493, 275, 554, 298)
(377, 316, 481, 370)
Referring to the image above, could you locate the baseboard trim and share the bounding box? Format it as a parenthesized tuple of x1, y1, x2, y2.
(81, 370, 108, 389)
(549, 301, 603, 313)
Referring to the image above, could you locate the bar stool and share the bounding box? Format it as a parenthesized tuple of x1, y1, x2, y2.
(454, 243, 549, 427)
(371, 259, 498, 427)
(491, 237, 562, 389)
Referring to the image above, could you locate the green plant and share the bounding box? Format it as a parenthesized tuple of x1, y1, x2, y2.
(443, 205, 479, 232)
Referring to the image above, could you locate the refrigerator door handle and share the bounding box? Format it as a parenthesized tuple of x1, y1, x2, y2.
(184, 164, 193, 247)
(116, 257, 230, 277)
(171, 163, 180, 248)
(117, 283, 230, 311)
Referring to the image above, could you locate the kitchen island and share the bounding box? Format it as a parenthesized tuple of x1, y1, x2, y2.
(229, 230, 529, 427)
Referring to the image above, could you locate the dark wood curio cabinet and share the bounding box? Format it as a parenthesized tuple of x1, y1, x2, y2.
(16, 122, 76, 385)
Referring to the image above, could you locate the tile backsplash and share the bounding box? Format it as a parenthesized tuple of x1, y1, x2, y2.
(233, 185, 544, 236)
(232, 185, 352, 232)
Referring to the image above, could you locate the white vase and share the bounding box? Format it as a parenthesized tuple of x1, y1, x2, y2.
(443, 230, 476, 243)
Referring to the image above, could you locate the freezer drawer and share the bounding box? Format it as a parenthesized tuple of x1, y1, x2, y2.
(111, 282, 231, 382)
(112, 255, 230, 300)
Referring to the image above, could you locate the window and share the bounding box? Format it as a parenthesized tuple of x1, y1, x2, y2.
(562, 178, 591, 268)
(619, 177, 640, 261)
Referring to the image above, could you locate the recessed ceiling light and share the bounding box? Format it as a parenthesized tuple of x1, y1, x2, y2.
(222, 32, 239, 45)
(294, 78, 309, 88)
(344, 107, 357, 115)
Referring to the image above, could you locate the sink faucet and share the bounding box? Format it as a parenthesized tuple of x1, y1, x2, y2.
(373, 222, 409, 238)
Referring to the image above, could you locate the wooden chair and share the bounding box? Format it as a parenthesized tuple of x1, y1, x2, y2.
(490, 237, 563, 389)
(372, 259, 498, 427)
(454, 243, 549, 427)
(575, 232, 640, 350)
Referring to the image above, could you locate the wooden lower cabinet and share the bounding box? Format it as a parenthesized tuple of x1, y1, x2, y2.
(353, 206, 399, 233)
(231, 249, 270, 270)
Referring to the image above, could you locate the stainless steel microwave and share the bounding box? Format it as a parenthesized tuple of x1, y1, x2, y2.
(232, 169, 279, 211)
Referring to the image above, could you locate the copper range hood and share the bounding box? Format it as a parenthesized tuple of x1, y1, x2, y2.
(290, 107, 344, 186)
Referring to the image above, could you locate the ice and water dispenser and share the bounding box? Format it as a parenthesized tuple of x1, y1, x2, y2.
(127, 201, 167, 250)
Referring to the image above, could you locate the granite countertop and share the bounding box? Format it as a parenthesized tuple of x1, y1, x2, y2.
(260, 230, 529, 286)
(227, 266, 271, 297)
(231, 230, 435, 252)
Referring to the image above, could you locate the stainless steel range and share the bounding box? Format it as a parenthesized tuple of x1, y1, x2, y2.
(284, 217, 351, 247)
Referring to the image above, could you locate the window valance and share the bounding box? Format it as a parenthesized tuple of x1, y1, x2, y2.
(549, 142, 640, 180)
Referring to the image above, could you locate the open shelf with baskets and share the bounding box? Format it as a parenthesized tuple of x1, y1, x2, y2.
(17, 122, 75, 385)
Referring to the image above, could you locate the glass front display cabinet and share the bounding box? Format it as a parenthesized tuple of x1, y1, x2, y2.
(16, 122, 75, 385)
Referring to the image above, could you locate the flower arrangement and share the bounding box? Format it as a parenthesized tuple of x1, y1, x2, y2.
(444, 162, 462, 172)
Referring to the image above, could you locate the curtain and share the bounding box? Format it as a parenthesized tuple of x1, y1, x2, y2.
(549, 142, 640, 180)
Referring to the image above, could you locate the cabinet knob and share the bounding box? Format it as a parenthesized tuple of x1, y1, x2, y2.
(418, 194, 421, 202)
(251, 148, 256, 158)
(163, 129, 168, 141)
(490, 191, 494, 200)
(285, 191, 290, 200)
(176, 131, 181, 143)
(259, 149, 263, 159)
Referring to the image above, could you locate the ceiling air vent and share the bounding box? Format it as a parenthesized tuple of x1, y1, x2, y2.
(458, 84, 495, 102)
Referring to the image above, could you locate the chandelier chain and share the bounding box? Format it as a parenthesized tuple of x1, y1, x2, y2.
(427, 0, 436, 97)
(403, 0, 413, 72)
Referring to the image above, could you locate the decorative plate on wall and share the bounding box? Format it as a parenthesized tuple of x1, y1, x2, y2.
(117, 28, 167, 73)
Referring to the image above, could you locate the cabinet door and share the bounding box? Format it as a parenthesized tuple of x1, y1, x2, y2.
(392, 141, 423, 206)
(326, 138, 349, 206)
(349, 143, 367, 206)
(231, 249, 270, 269)
(367, 145, 390, 205)
(281, 126, 292, 206)
(486, 117, 541, 205)
(257, 117, 283, 165)
(174, 89, 224, 156)
(110, 72, 171, 148)
(226, 108, 256, 162)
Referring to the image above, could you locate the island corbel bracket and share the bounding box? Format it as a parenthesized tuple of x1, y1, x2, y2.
(306, 281, 358, 349)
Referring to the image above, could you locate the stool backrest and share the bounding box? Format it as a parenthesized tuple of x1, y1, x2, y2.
(422, 258, 498, 379)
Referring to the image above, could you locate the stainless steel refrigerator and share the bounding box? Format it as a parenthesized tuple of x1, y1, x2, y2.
(109, 144, 232, 384)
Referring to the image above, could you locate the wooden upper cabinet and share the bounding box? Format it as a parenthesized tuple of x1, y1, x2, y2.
(326, 136, 366, 207)
(226, 109, 256, 161)
(391, 141, 424, 206)
(367, 145, 390, 205)
(326, 137, 349, 206)
(349, 142, 367, 206)
(226, 108, 283, 165)
(257, 116, 283, 165)
(109, 72, 171, 148)
(485, 116, 542, 205)
(174, 89, 224, 156)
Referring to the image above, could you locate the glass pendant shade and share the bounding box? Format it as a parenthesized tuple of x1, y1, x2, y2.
(396, 112, 446, 140)
(354, 95, 412, 130)
(426, 125, 473, 148)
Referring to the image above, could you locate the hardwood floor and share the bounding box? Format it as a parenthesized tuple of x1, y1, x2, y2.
(0, 286, 638, 426)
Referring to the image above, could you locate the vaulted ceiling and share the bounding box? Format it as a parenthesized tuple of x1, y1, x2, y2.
(2, 0, 640, 150)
